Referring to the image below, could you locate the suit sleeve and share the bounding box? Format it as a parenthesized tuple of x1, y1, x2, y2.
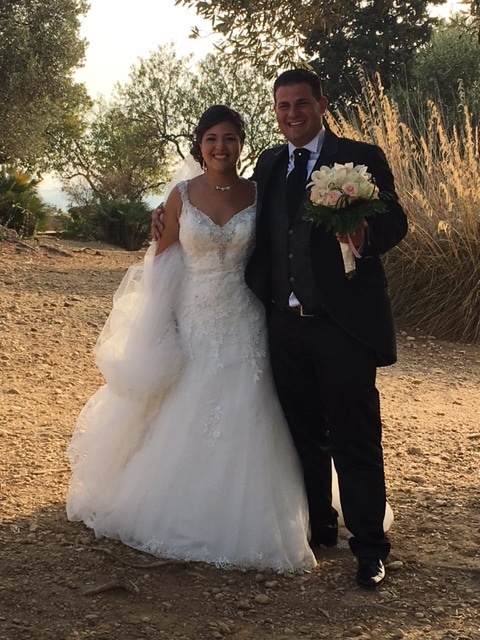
(361, 145, 408, 257)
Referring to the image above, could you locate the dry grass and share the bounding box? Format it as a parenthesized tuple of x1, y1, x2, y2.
(327, 77, 480, 343)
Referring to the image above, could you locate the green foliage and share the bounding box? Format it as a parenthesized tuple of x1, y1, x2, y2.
(56, 47, 279, 207)
(65, 200, 152, 251)
(308, 1, 441, 108)
(0, 166, 49, 236)
(64, 205, 104, 242)
(405, 18, 480, 129)
(96, 200, 152, 251)
(52, 45, 193, 204)
(0, 0, 91, 167)
(303, 199, 387, 236)
(178, 0, 444, 90)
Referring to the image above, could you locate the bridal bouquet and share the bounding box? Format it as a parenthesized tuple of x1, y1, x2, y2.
(303, 162, 387, 278)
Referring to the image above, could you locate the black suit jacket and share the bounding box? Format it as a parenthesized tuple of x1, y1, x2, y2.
(245, 130, 408, 366)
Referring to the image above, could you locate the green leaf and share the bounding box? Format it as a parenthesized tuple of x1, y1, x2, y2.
(302, 198, 388, 236)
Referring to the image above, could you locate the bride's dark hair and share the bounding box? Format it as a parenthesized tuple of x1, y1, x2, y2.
(190, 105, 246, 169)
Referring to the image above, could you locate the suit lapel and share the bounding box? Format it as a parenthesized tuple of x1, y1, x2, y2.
(310, 130, 339, 177)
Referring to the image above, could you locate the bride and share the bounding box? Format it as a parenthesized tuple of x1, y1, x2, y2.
(66, 105, 318, 572)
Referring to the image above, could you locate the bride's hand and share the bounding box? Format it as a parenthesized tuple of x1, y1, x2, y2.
(151, 203, 165, 241)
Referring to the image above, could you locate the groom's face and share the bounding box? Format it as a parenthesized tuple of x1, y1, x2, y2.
(274, 82, 328, 148)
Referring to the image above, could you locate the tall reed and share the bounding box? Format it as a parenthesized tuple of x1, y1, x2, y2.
(328, 77, 480, 342)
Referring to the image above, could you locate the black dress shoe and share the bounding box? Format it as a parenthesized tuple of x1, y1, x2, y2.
(310, 523, 338, 548)
(356, 558, 385, 589)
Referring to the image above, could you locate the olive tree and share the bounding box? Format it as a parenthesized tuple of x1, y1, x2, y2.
(0, 0, 91, 166)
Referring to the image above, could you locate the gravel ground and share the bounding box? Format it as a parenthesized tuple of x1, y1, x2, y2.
(1, 236, 479, 640)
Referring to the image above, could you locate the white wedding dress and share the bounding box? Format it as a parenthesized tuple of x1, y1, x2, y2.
(66, 181, 318, 572)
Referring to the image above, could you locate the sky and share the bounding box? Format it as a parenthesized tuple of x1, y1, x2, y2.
(39, 0, 464, 206)
(74, 0, 217, 99)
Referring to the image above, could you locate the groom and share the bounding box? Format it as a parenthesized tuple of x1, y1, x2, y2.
(152, 69, 407, 588)
(245, 68, 407, 588)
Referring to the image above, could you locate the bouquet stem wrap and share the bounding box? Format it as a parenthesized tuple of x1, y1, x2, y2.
(303, 163, 387, 278)
(341, 236, 362, 278)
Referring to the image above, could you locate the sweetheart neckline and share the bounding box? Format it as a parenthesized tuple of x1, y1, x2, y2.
(179, 181, 257, 229)
(188, 202, 256, 229)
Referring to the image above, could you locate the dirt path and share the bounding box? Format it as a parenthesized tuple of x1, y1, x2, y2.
(1, 237, 479, 640)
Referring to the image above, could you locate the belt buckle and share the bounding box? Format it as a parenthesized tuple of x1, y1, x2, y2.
(299, 305, 314, 317)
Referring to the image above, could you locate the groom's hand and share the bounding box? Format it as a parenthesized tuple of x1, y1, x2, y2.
(151, 203, 165, 241)
(336, 221, 367, 249)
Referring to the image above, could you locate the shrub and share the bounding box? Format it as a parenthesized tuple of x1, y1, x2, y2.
(0, 166, 49, 237)
(96, 199, 152, 250)
(64, 204, 104, 241)
(64, 199, 152, 250)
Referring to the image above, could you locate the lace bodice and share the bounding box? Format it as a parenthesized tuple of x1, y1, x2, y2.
(176, 180, 265, 374)
(177, 180, 256, 274)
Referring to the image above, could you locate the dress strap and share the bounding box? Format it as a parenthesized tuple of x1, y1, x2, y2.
(177, 180, 188, 205)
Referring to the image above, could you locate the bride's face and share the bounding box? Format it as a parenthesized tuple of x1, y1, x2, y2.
(200, 121, 243, 173)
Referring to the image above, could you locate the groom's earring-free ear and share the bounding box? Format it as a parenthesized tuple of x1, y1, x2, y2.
(237, 158, 242, 171)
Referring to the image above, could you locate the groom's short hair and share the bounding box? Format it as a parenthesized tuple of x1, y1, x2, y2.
(273, 69, 323, 101)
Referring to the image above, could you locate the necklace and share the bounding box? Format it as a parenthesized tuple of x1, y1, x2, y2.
(204, 176, 240, 192)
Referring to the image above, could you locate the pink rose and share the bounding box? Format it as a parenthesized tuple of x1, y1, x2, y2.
(343, 182, 359, 200)
(325, 190, 343, 207)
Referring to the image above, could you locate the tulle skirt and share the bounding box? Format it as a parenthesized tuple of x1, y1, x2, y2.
(67, 244, 317, 572)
